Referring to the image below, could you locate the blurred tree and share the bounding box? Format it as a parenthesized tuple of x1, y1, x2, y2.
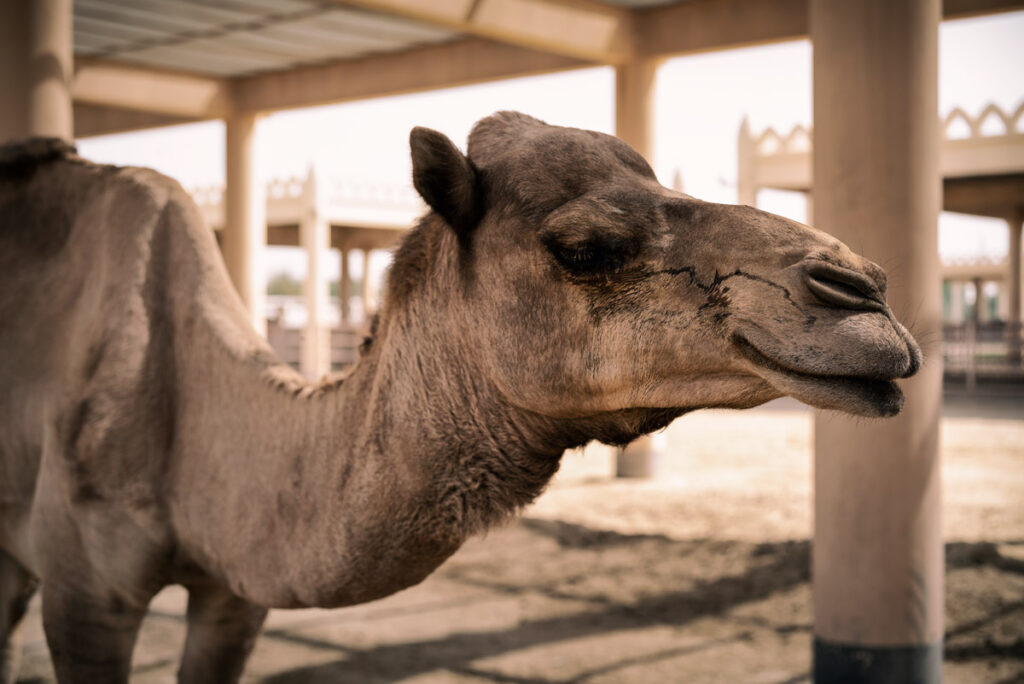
(266, 272, 302, 296)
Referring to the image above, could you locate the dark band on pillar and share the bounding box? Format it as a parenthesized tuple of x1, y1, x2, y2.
(813, 638, 943, 684)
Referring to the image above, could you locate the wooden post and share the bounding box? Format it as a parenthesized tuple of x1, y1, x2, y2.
(223, 113, 266, 336)
(811, 1, 943, 682)
(0, 0, 73, 142)
(615, 57, 662, 479)
(300, 167, 330, 378)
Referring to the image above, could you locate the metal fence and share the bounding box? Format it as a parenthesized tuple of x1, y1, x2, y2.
(943, 321, 1024, 392)
(266, 318, 367, 373)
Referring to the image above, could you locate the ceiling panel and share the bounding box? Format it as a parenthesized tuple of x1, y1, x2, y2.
(74, 0, 460, 78)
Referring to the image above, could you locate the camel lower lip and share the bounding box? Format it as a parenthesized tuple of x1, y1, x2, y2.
(733, 335, 904, 417)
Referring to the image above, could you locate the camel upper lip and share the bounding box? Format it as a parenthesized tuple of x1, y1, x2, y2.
(733, 334, 904, 417)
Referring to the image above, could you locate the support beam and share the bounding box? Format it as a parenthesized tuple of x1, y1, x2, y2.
(811, 1, 943, 682)
(72, 59, 230, 119)
(223, 113, 267, 336)
(0, 0, 73, 141)
(300, 168, 331, 378)
(336, 0, 633, 63)
(74, 103, 193, 139)
(635, 0, 1024, 59)
(233, 38, 586, 114)
(636, 0, 808, 59)
(943, 0, 1024, 19)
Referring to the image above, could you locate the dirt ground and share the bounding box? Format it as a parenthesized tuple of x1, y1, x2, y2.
(13, 395, 1024, 683)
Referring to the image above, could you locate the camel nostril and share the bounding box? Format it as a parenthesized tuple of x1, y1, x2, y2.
(804, 261, 885, 311)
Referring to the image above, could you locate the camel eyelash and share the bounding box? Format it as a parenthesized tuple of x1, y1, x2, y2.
(541, 234, 626, 274)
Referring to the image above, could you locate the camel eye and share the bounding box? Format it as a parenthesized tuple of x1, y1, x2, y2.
(542, 235, 623, 274)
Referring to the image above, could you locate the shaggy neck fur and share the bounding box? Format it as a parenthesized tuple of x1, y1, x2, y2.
(173, 215, 582, 610)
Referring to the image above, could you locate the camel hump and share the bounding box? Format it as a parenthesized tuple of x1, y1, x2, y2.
(0, 137, 78, 176)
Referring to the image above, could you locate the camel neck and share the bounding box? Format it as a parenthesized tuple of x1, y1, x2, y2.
(172, 280, 565, 609)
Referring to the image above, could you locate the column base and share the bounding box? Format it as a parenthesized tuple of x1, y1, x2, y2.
(813, 637, 942, 684)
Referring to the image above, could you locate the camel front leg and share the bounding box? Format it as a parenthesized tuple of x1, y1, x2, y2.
(41, 580, 150, 683)
(0, 549, 37, 684)
(177, 582, 268, 684)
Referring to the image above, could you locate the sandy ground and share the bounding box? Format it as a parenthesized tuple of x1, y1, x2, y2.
(13, 395, 1024, 683)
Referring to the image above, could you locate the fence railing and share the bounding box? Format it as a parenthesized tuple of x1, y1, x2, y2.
(943, 321, 1024, 392)
(266, 318, 368, 372)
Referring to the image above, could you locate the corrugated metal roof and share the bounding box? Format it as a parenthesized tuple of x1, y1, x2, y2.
(74, 0, 460, 77)
(598, 0, 685, 7)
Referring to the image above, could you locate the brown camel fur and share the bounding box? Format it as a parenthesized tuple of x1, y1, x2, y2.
(0, 113, 920, 682)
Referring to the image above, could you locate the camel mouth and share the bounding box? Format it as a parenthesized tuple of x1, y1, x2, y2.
(733, 335, 904, 417)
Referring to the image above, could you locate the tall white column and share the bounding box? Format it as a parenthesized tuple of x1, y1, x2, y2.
(615, 58, 662, 479)
(360, 249, 376, 317)
(300, 167, 330, 378)
(737, 117, 758, 207)
(997, 281, 1010, 321)
(971, 277, 984, 323)
(223, 113, 266, 336)
(811, 1, 942, 682)
(949, 280, 965, 324)
(0, 0, 73, 141)
(614, 58, 659, 162)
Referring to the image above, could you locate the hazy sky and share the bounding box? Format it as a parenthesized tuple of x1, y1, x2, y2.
(78, 10, 1024, 283)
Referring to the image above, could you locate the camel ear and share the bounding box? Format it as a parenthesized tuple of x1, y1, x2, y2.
(410, 127, 482, 241)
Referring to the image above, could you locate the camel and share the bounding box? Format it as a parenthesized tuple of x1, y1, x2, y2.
(0, 112, 920, 682)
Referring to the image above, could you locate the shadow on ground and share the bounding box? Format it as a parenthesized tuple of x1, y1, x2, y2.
(250, 520, 1023, 684)
(13, 518, 1023, 683)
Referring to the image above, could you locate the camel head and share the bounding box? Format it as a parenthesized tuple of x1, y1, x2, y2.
(401, 111, 920, 443)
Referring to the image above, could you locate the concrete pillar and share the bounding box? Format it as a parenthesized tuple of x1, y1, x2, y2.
(339, 246, 352, 326)
(615, 57, 662, 478)
(300, 167, 330, 378)
(737, 117, 758, 207)
(223, 113, 266, 336)
(615, 58, 660, 162)
(971, 277, 983, 323)
(949, 280, 965, 324)
(811, 2, 943, 682)
(0, 0, 73, 141)
(997, 281, 1010, 321)
(360, 249, 376, 317)
(1008, 210, 1022, 364)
